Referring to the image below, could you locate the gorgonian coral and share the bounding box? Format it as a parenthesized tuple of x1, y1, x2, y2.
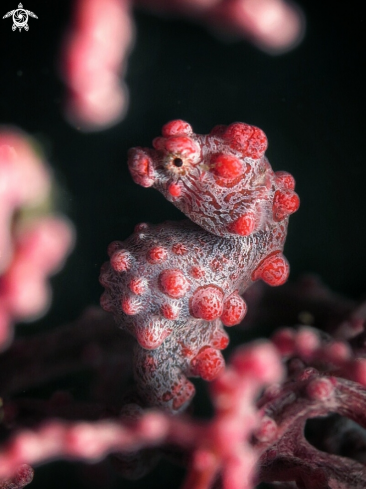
(61, 0, 304, 131)
(4, 122, 366, 489)
(0, 129, 74, 349)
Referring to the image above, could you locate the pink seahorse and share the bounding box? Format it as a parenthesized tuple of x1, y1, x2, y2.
(100, 120, 299, 413)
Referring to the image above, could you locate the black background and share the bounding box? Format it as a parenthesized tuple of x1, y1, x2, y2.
(0, 0, 365, 487)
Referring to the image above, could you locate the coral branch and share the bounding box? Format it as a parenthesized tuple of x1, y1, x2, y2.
(0, 414, 170, 480)
(137, 0, 305, 54)
(272, 325, 366, 385)
(61, 0, 133, 131)
(61, 0, 304, 130)
(0, 307, 132, 398)
(0, 131, 50, 274)
(0, 129, 74, 349)
(257, 376, 366, 488)
(2, 279, 366, 488)
(0, 341, 283, 489)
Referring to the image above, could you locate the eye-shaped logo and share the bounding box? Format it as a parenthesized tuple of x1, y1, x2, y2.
(3, 3, 38, 31)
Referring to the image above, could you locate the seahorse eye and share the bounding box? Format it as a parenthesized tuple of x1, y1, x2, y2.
(173, 157, 183, 167)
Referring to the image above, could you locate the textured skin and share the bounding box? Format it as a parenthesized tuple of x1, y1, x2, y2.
(100, 120, 299, 412)
(128, 120, 299, 237)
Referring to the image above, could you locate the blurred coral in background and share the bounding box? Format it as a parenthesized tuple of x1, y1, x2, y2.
(61, 0, 304, 131)
(136, 0, 304, 53)
(61, 0, 133, 131)
(0, 130, 74, 349)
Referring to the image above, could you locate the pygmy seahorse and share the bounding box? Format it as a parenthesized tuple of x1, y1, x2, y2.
(100, 120, 299, 413)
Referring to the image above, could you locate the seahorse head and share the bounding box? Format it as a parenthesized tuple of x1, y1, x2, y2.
(128, 120, 299, 237)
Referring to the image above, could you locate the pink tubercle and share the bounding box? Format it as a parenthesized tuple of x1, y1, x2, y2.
(190, 286, 224, 320)
(159, 269, 191, 299)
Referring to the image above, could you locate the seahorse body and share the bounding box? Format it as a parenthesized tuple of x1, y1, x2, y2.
(100, 120, 299, 412)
